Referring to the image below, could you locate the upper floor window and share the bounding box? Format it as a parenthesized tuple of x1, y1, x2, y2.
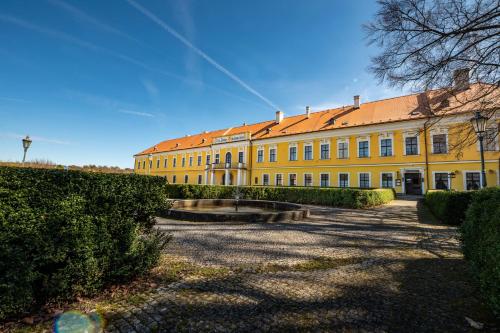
(359, 173, 370, 188)
(289, 146, 297, 161)
(289, 173, 297, 186)
(197, 155, 202, 166)
(206, 155, 211, 165)
(358, 140, 369, 158)
(149, 160, 152, 169)
(215, 153, 220, 164)
(320, 173, 329, 187)
(304, 173, 313, 186)
(339, 173, 349, 188)
(304, 145, 313, 160)
(164, 158, 168, 168)
(465, 172, 481, 190)
(263, 174, 269, 186)
(275, 174, 283, 186)
(320, 143, 330, 159)
(380, 139, 392, 156)
(269, 148, 277, 162)
(181, 157, 186, 167)
(143, 160, 146, 169)
(484, 128, 499, 151)
(434, 172, 449, 190)
(405, 137, 418, 155)
(338, 142, 348, 159)
(189, 156, 193, 167)
(156, 159, 160, 168)
(257, 149, 264, 163)
(238, 151, 244, 163)
(137, 161, 141, 169)
(432, 134, 447, 154)
(381, 173, 393, 188)
(173, 158, 177, 167)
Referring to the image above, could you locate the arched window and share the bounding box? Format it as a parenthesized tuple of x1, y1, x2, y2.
(225, 152, 232, 164)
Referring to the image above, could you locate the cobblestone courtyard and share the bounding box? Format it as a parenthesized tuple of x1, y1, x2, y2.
(105, 199, 495, 332)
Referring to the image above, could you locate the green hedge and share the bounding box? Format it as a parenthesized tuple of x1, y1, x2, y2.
(424, 190, 474, 225)
(460, 187, 500, 316)
(0, 166, 171, 320)
(164, 184, 395, 208)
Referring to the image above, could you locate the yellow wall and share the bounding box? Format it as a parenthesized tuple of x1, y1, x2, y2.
(135, 120, 499, 193)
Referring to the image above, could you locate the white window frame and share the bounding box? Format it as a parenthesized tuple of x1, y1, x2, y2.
(164, 157, 168, 168)
(320, 139, 330, 160)
(303, 142, 313, 160)
(269, 145, 277, 162)
(358, 172, 371, 188)
(257, 148, 264, 163)
(430, 128, 448, 154)
(338, 172, 350, 188)
(197, 174, 203, 184)
(337, 138, 349, 159)
(173, 157, 177, 167)
(432, 171, 451, 190)
(380, 172, 395, 189)
(403, 131, 420, 155)
(189, 155, 193, 167)
(462, 170, 482, 191)
(275, 173, 283, 186)
(303, 173, 313, 187)
(197, 155, 202, 166)
(288, 143, 298, 161)
(262, 173, 270, 186)
(238, 150, 245, 163)
(206, 154, 211, 165)
(319, 172, 330, 187)
(288, 173, 297, 186)
(378, 133, 394, 157)
(357, 136, 370, 158)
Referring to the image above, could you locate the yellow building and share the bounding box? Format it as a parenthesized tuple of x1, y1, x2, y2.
(134, 83, 499, 195)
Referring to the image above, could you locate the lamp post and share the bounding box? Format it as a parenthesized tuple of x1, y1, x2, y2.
(148, 153, 153, 175)
(22, 135, 32, 165)
(470, 111, 488, 188)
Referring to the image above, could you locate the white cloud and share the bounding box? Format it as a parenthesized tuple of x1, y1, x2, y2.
(141, 79, 159, 98)
(118, 109, 154, 118)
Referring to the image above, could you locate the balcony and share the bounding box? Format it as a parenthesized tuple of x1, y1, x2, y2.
(206, 162, 247, 170)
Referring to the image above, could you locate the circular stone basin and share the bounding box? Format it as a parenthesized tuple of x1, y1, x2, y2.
(166, 199, 309, 223)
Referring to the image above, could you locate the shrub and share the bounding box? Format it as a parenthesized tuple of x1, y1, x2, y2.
(164, 184, 395, 208)
(460, 187, 500, 316)
(0, 166, 171, 320)
(424, 190, 474, 225)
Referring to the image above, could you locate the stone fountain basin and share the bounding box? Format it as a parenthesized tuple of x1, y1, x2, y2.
(166, 199, 309, 223)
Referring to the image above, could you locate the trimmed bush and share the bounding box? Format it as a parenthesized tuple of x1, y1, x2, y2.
(424, 190, 474, 225)
(460, 187, 500, 316)
(164, 184, 395, 208)
(0, 166, 171, 320)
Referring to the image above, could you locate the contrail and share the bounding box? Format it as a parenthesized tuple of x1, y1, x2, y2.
(125, 0, 280, 111)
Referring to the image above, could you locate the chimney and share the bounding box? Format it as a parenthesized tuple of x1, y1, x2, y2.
(306, 106, 311, 118)
(353, 95, 360, 109)
(453, 68, 470, 90)
(275, 110, 284, 123)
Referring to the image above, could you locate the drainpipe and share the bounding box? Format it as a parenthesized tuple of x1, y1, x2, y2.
(248, 139, 253, 185)
(423, 119, 431, 193)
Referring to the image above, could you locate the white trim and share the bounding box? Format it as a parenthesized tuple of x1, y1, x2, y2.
(338, 172, 350, 188)
(288, 173, 297, 186)
(379, 171, 396, 189)
(319, 142, 331, 160)
(378, 132, 394, 157)
(432, 171, 451, 190)
(358, 172, 371, 188)
(256, 148, 264, 163)
(403, 131, 421, 156)
(337, 138, 349, 159)
(430, 128, 449, 154)
(462, 170, 482, 191)
(303, 142, 314, 160)
(269, 145, 277, 162)
(275, 173, 284, 186)
(288, 143, 298, 161)
(319, 172, 330, 187)
(262, 173, 270, 186)
(400, 168, 425, 194)
(356, 136, 370, 158)
(303, 172, 313, 186)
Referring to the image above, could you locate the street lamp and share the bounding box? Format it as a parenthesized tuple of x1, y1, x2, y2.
(22, 135, 32, 165)
(470, 111, 488, 188)
(148, 153, 153, 175)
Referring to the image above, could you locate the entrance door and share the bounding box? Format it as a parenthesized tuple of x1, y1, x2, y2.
(404, 173, 422, 195)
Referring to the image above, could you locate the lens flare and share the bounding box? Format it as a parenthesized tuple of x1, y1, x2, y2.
(54, 311, 104, 333)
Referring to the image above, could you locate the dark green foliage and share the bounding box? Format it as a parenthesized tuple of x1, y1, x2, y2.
(164, 184, 395, 208)
(460, 187, 500, 316)
(0, 166, 171, 320)
(424, 190, 474, 225)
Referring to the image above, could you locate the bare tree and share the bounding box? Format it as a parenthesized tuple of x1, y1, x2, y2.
(365, 0, 499, 153)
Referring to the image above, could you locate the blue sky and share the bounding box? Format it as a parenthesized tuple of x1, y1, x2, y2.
(0, 0, 405, 168)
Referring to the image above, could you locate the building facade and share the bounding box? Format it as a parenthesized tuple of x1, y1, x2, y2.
(134, 85, 499, 194)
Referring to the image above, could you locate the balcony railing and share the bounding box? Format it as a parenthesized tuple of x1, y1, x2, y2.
(206, 162, 247, 170)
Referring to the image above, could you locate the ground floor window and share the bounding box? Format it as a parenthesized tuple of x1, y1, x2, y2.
(320, 173, 329, 187)
(304, 173, 313, 187)
(263, 174, 270, 186)
(465, 172, 481, 190)
(359, 173, 370, 188)
(276, 174, 283, 186)
(197, 174, 202, 184)
(289, 174, 297, 186)
(172, 175, 177, 184)
(381, 173, 393, 188)
(184, 175, 189, 184)
(339, 173, 349, 187)
(434, 172, 449, 190)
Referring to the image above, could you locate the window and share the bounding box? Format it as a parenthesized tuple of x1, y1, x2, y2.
(289, 174, 297, 186)
(189, 156, 193, 167)
(172, 175, 177, 183)
(238, 151, 244, 163)
(156, 159, 160, 168)
(254, 177, 259, 185)
(149, 160, 152, 169)
(359, 173, 370, 188)
(197, 155, 202, 166)
(320, 143, 330, 159)
(173, 158, 177, 167)
(184, 175, 188, 184)
(484, 128, 498, 151)
(289, 146, 297, 161)
(275, 174, 283, 186)
(181, 157, 186, 167)
(257, 149, 264, 163)
(304, 145, 313, 160)
(320, 173, 329, 187)
(358, 140, 369, 157)
(137, 161, 141, 169)
(164, 158, 168, 168)
(380, 139, 392, 156)
(405, 137, 418, 155)
(142, 160, 146, 169)
(215, 153, 220, 164)
(465, 172, 481, 190)
(225, 152, 232, 164)
(263, 174, 269, 186)
(381, 173, 393, 188)
(197, 174, 202, 184)
(338, 142, 348, 159)
(434, 172, 449, 190)
(269, 148, 277, 162)
(206, 155, 211, 165)
(432, 134, 447, 154)
(304, 173, 313, 186)
(339, 173, 349, 187)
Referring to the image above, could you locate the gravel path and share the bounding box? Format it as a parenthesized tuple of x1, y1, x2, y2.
(105, 199, 496, 332)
